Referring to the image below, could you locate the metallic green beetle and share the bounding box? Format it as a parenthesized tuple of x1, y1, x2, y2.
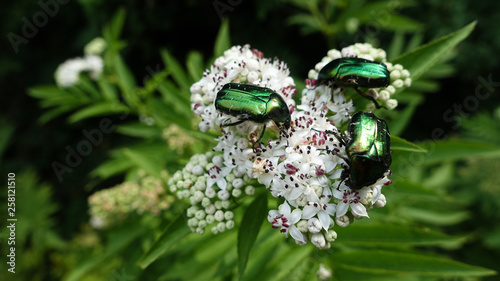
(215, 83, 291, 148)
(317, 57, 390, 109)
(327, 111, 391, 189)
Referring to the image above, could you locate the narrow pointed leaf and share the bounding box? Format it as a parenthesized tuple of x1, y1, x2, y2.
(214, 19, 230, 57)
(238, 193, 268, 276)
(333, 250, 496, 277)
(138, 214, 191, 269)
(68, 101, 130, 123)
(335, 225, 462, 246)
(414, 140, 500, 165)
(392, 21, 476, 82)
(391, 136, 427, 153)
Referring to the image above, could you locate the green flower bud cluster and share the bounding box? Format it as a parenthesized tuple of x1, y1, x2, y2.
(168, 152, 254, 235)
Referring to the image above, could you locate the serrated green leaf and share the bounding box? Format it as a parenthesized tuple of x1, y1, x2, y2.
(67, 101, 130, 123)
(238, 193, 268, 276)
(391, 136, 427, 153)
(214, 19, 230, 57)
(392, 21, 476, 82)
(138, 214, 191, 269)
(335, 225, 461, 246)
(333, 250, 496, 277)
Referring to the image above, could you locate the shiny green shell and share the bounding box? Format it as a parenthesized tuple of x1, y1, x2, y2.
(317, 57, 390, 88)
(215, 83, 291, 133)
(341, 112, 391, 189)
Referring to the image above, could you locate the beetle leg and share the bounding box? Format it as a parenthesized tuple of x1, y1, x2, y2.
(325, 129, 347, 147)
(251, 124, 267, 152)
(222, 118, 247, 127)
(354, 88, 386, 109)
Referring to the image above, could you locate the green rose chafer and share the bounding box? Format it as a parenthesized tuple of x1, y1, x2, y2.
(215, 83, 291, 149)
(317, 57, 391, 109)
(328, 111, 392, 190)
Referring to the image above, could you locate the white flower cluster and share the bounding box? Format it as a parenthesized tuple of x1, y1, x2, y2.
(190, 44, 296, 133)
(180, 44, 392, 249)
(168, 152, 255, 235)
(307, 43, 412, 110)
(55, 55, 103, 88)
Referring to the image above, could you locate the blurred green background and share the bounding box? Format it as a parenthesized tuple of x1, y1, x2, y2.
(1, 0, 500, 280)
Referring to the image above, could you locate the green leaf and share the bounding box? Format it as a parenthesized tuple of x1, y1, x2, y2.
(387, 31, 405, 61)
(259, 244, 313, 281)
(422, 140, 500, 165)
(77, 76, 101, 99)
(146, 96, 191, 129)
(29, 85, 90, 106)
(238, 193, 268, 276)
(65, 222, 145, 281)
(90, 158, 135, 180)
(68, 101, 130, 123)
(391, 136, 427, 153)
(378, 14, 423, 32)
(112, 54, 139, 107)
(387, 99, 420, 136)
(116, 122, 162, 138)
(138, 214, 191, 269)
(0, 119, 14, 161)
(214, 19, 230, 57)
(98, 79, 118, 101)
(160, 49, 190, 90)
(38, 104, 84, 124)
(333, 250, 496, 277)
(103, 8, 126, 44)
(398, 206, 470, 225)
(121, 148, 163, 177)
(186, 51, 204, 82)
(335, 225, 461, 246)
(392, 21, 476, 82)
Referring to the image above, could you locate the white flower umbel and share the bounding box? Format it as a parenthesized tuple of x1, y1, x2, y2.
(173, 44, 395, 248)
(55, 55, 103, 88)
(190, 44, 296, 133)
(306, 43, 412, 110)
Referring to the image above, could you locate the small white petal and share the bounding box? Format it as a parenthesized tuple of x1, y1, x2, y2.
(350, 202, 369, 218)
